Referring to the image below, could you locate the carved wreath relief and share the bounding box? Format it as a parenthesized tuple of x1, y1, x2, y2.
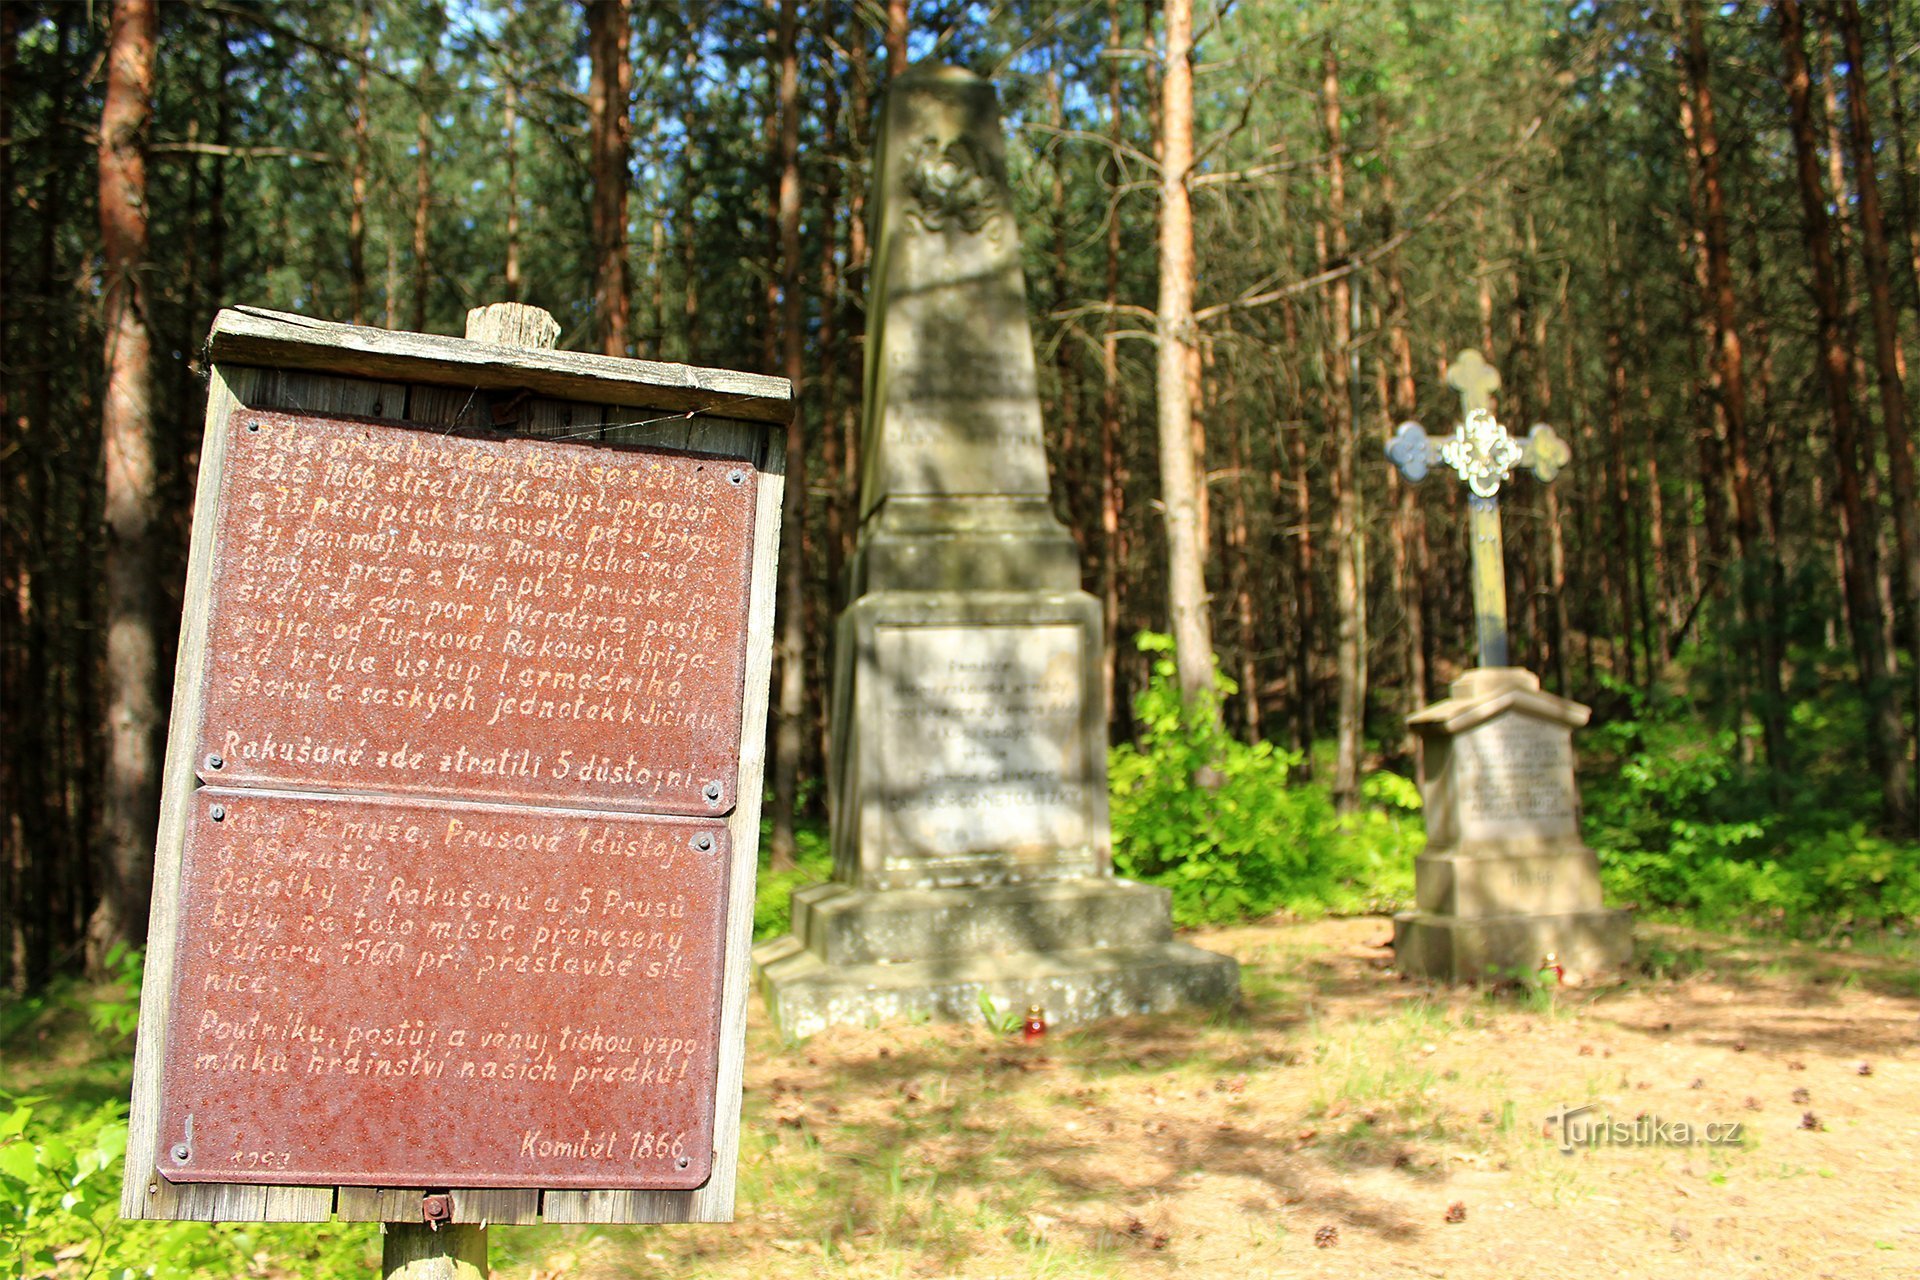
(903, 135, 1004, 235)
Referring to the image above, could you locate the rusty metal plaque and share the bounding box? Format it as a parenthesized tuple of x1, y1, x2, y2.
(157, 788, 730, 1189)
(194, 411, 757, 815)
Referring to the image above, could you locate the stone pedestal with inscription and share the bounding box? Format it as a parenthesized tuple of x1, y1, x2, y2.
(753, 64, 1236, 1036)
(1393, 668, 1632, 982)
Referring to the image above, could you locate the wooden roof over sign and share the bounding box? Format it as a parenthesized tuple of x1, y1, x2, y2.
(209, 306, 794, 425)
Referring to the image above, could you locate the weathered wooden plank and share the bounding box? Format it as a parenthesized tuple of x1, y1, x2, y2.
(541, 419, 785, 1225)
(210, 306, 790, 424)
(123, 365, 251, 1222)
(336, 1187, 433, 1223)
(521, 397, 606, 441)
(255, 367, 410, 421)
(123, 367, 408, 1225)
(448, 1188, 543, 1226)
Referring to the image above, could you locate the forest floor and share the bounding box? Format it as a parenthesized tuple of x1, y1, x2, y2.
(8, 917, 1919, 1280)
(487, 916, 1920, 1280)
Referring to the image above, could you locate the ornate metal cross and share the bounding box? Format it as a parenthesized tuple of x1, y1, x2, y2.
(1384, 348, 1571, 670)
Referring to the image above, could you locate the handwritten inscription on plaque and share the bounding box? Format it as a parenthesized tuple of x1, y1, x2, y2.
(159, 790, 729, 1189)
(873, 623, 1094, 884)
(195, 412, 755, 814)
(1456, 714, 1578, 836)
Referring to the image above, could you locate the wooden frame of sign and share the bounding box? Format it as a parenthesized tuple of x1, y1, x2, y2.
(121, 306, 789, 1226)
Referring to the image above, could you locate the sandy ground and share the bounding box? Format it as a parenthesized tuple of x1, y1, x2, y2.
(493, 916, 1919, 1280)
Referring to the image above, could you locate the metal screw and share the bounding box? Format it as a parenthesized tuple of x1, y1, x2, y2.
(171, 1143, 191, 1163)
(147, 1179, 159, 1196)
(421, 1194, 453, 1224)
(208, 805, 226, 822)
(727, 468, 747, 486)
(676, 1155, 690, 1170)
(692, 833, 714, 853)
(205, 753, 224, 771)
(702, 780, 723, 805)
(247, 421, 261, 433)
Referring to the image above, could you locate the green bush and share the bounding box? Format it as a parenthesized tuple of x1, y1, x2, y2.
(0, 960, 376, 1280)
(1109, 634, 1417, 926)
(753, 818, 834, 941)
(1582, 676, 1920, 928)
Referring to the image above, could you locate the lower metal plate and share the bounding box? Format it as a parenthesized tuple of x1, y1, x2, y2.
(157, 788, 730, 1190)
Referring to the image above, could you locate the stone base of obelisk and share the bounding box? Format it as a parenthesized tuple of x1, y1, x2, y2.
(1393, 668, 1633, 983)
(753, 880, 1239, 1039)
(1392, 908, 1632, 985)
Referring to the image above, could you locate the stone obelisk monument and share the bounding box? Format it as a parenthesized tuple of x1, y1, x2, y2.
(1385, 350, 1632, 982)
(754, 64, 1237, 1036)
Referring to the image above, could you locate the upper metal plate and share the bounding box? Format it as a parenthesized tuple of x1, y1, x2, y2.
(193, 411, 757, 815)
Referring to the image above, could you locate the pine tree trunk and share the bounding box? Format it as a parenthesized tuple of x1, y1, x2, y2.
(1839, 0, 1920, 827)
(349, 1, 370, 324)
(1679, 0, 1790, 769)
(1879, 2, 1920, 307)
(587, 0, 632, 355)
(504, 78, 521, 301)
(769, 0, 805, 869)
(411, 72, 433, 334)
(0, 0, 18, 991)
(1100, 0, 1125, 735)
(677, 3, 703, 358)
(1154, 0, 1218, 721)
(1675, 86, 1731, 565)
(1323, 39, 1363, 812)
(1382, 158, 1426, 733)
(885, 0, 907, 71)
(1778, 0, 1912, 827)
(94, 0, 160, 965)
(1283, 296, 1317, 773)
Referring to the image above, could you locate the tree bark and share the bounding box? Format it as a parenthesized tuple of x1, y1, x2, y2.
(1283, 296, 1316, 772)
(1382, 152, 1427, 737)
(1679, 0, 1789, 770)
(1880, 2, 1920, 309)
(349, 0, 370, 324)
(94, 0, 161, 964)
(768, 0, 806, 869)
(410, 16, 438, 335)
(885, 0, 907, 72)
(1323, 39, 1363, 812)
(587, 0, 632, 355)
(504, 77, 521, 301)
(1838, 0, 1920, 826)
(1154, 0, 1218, 719)
(1777, 0, 1911, 826)
(1100, 0, 1126, 735)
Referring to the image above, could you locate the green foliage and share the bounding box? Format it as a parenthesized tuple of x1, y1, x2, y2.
(1109, 634, 1418, 926)
(977, 993, 1024, 1037)
(87, 945, 144, 1043)
(1583, 676, 1920, 929)
(753, 819, 834, 942)
(0, 963, 377, 1280)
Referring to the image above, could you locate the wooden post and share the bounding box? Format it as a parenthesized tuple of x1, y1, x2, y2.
(382, 1223, 487, 1280)
(465, 301, 560, 348)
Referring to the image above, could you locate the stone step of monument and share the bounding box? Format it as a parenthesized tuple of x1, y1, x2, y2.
(1392, 908, 1633, 984)
(751, 937, 1240, 1039)
(1414, 844, 1609, 918)
(787, 878, 1175, 967)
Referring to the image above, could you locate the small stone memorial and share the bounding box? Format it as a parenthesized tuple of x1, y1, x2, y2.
(123, 302, 790, 1237)
(1386, 350, 1631, 982)
(753, 64, 1237, 1035)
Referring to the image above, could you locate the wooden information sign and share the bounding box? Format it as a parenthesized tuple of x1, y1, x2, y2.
(124, 305, 789, 1231)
